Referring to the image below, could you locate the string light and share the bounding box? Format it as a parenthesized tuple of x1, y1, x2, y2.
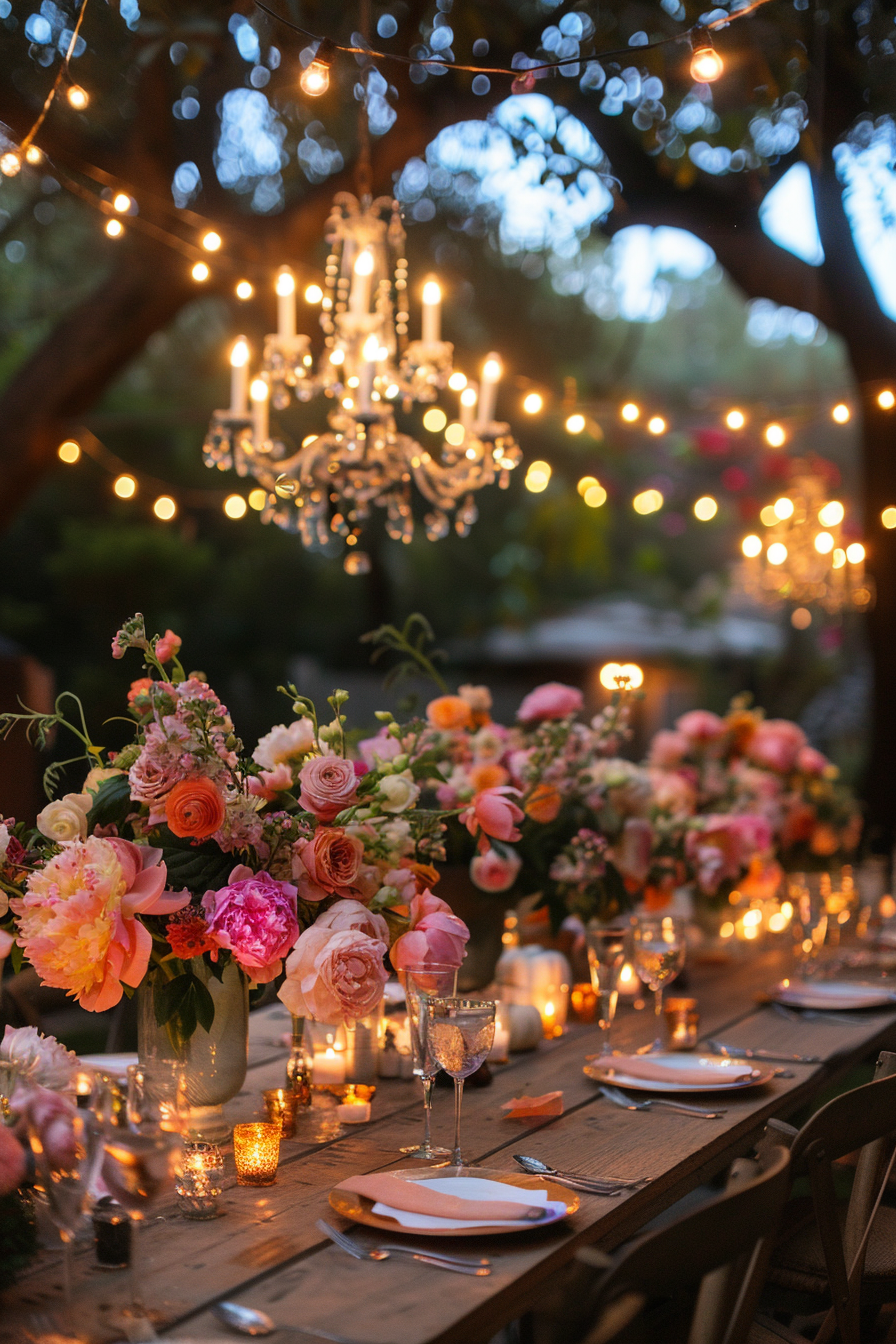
(525, 461, 552, 493)
(112, 192, 131, 213)
(882, 507, 896, 529)
(24, 145, 42, 165)
(191, 262, 210, 282)
(201, 230, 222, 252)
(767, 542, 788, 565)
(577, 476, 598, 496)
(299, 37, 336, 96)
(633, 489, 663, 514)
(565, 413, 586, 434)
(600, 662, 644, 690)
(814, 531, 834, 554)
(693, 496, 718, 521)
(113, 474, 137, 499)
(647, 415, 667, 435)
(760, 504, 778, 526)
(248, 488, 267, 511)
(584, 482, 607, 508)
(742, 534, 762, 557)
(878, 390, 895, 410)
(153, 495, 177, 521)
(725, 409, 746, 430)
(236, 280, 254, 300)
(689, 33, 724, 82)
(522, 392, 544, 415)
(832, 403, 850, 423)
(105, 218, 124, 238)
(773, 497, 795, 520)
(818, 500, 844, 526)
(223, 493, 247, 519)
(621, 402, 640, 423)
(765, 422, 786, 448)
(57, 439, 81, 464)
(67, 84, 89, 110)
(304, 284, 323, 304)
(0, 151, 21, 177)
(444, 422, 465, 446)
(846, 542, 865, 564)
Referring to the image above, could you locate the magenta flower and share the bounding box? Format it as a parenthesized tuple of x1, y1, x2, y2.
(202, 869, 299, 983)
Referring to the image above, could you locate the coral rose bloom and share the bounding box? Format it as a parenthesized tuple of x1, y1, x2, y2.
(292, 828, 365, 902)
(426, 695, 474, 731)
(279, 925, 389, 1024)
(298, 756, 358, 821)
(517, 682, 583, 724)
(165, 777, 226, 839)
(748, 720, 807, 773)
(459, 786, 524, 852)
(391, 889, 470, 971)
(524, 782, 563, 824)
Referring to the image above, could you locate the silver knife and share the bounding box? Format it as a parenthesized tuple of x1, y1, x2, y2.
(706, 1039, 821, 1064)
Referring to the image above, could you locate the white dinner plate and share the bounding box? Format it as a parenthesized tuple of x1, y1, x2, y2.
(584, 1051, 774, 1093)
(78, 1052, 138, 1080)
(773, 980, 896, 1011)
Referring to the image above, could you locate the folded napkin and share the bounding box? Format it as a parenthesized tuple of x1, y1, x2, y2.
(501, 1092, 564, 1119)
(368, 1176, 568, 1231)
(599, 1055, 752, 1088)
(335, 1173, 548, 1222)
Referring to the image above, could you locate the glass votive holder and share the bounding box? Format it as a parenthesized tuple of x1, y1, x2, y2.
(664, 998, 699, 1051)
(263, 1087, 299, 1138)
(570, 983, 598, 1024)
(233, 1122, 280, 1186)
(175, 1141, 225, 1219)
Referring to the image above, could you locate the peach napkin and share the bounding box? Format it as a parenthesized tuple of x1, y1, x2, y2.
(501, 1092, 564, 1119)
(598, 1055, 752, 1088)
(334, 1173, 548, 1222)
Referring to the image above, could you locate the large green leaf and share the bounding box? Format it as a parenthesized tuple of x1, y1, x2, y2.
(86, 773, 133, 830)
(153, 826, 235, 894)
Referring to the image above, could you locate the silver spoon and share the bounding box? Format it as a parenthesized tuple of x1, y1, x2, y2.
(513, 1155, 642, 1193)
(599, 1085, 726, 1118)
(212, 1301, 365, 1343)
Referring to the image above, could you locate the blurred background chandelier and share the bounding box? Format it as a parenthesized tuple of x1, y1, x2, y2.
(203, 191, 521, 575)
(736, 462, 874, 615)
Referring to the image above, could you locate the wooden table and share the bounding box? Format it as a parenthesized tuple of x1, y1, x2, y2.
(5, 948, 896, 1344)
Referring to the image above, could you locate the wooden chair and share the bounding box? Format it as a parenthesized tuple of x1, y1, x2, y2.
(758, 1049, 896, 1344)
(556, 1143, 792, 1344)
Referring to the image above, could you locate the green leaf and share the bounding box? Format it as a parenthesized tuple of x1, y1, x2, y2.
(86, 773, 133, 830)
(153, 826, 235, 893)
(153, 971, 194, 1028)
(10, 941, 25, 975)
(191, 977, 216, 1034)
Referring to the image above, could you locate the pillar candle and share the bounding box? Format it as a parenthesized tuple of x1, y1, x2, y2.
(476, 354, 502, 427)
(275, 267, 296, 339)
(421, 277, 441, 343)
(350, 249, 374, 315)
(230, 337, 249, 415)
(250, 377, 269, 445)
(460, 383, 478, 431)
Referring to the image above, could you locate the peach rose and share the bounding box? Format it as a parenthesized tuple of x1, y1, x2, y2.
(469, 762, 510, 793)
(298, 756, 358, 821)
(313, 898, 389, 943)
(278, 925, 389, 1025)
(292, 828, 365, 902)
(459, 786, 524, 853)
(426, 695, 474, 731)
(517, 682, 583, 723)
(524, 782, 563, 823)
(165, 777, 226, 839)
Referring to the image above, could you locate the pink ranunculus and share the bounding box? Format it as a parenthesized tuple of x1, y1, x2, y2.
(358, 730, 403, 768)
(470, 846, 522, 893)
(796, 745, 830, 776)
(291, 828, 364, 903)
(278, 925, 389, 1025)
(0, 1122, 26, 1196)
(391, 889, 470, 972)
(675, 710, 725, 744)
(313, 898, 389, 943)
(247, 762, 294, 801)
(613, 817, 655, 885)
(202, 871, 299, 983)
(298, 756, 359, 821)
(748, 720, 807, 773)
(648, 730, 690, 768)
(155, 629, 182, 664)
(459, 786, 524, 853)
(517, 682, 584, 724)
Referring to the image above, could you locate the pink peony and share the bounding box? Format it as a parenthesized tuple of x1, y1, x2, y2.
(248, 762, 295, 801)
(517, 682, 584, 724)
(202, 870, 299, 983)
(470, 846, 522, 893)
(459, 786, 524, 853)
(748, 720, 807, 773)
(675, 710, 725, 744)
(278, 925, 389, 1024)
(648, 730, 690, 768)
(391, 889, 470, 972)
(796, 745, 830, 776)
(11, 838, 186, 1012)
(313, 898, 389, 943)
(298, 756, 359, 821)
(291, 828, 365, 903)
(0, 1123, 26, 1196)
(155, 629, 182, 664)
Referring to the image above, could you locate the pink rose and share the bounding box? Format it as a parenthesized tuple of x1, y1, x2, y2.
(675, 710, 725, 744)
(155, 629, 182, 664)
(796, 745, 830, 776)
(517, 682, 584, 723)
(202, 871, 299, 983)
(391, 889, 470, 971)
(459, 786, 524, 853)
(748, 720, 807, 773)
(278, 925, 389, 1025)
(313, 898, 389, 943)
(648, 730, 690, 768)
(298, 757, 359, 821)
(0, 1123, 26, 1197)
(291, 828, 365, 902)
(470, 846, 522, 893)
(248, 762, 294, 801)
(128, 751, 182, 825)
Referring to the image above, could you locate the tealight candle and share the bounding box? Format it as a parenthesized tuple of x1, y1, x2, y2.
(488, 1004, 511, 1063)
(74, 1070, 94, 1108)
(336, 1087, 372, 1124)
(312, 1045, 346, 1089)
(175, 1141, 225, 1218)
(233, 1122, 280, 1187)
(263, 1088, 299, 1138)
(664, 998, 699, 1051)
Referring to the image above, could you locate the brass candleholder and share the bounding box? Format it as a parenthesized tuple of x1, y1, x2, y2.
(263, 1087, 299, 1138)
(233, 1122, 280, 1186)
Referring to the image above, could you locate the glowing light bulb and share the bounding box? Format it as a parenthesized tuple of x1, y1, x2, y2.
(725, 409, 745, 430)
(814, 531, 834, 554)
(250, 377, 269, 403)
(329, 348, 345, 365)
(482, 356, 502, 382)
(600, 662, 643, 690)
(633, 489, 663, 515)
(191, 261, 210, 282)
(354, 249, 374, 277)
(578, 477, 598, 496)
(57, 439, 81, 464)
(422, 407, 448, 433)
(248, 488, 267, 511)
(525, 461, 551, 493)
(236, 280, 254, 300)
(300, 59, 331, 96)
(882, 507, 896, 529)
(421, 279, 441, 306)
(201, 230, 222, 252)
(690, 37, 724, 83)
(304, 283, 323, 304)
(448, 372, 467, 391)
(765, 422, 786, 448)
(154, 495, 177, 521)
(112, 192, 131, 213)
(67, 85, 89, 110)
(565, 413, 586, 434)
(24, 145, 42, 165)
(846, 542, 865, 564)
(230, 338, 249, 368)
(0, 150, 21, 177)
(275, 270, 295, 297)
(832, 403, 850, 424)
(105, 218, 124, 238)
(767, 542, 788, 565)
(742, 534, 762, 558)
(584, 483, 607, 508)
(223, 493, 247, 519)
(621, 402, 640, 422)
(460, 387, 478, 407)
(647, 415, 667, 435)
(878, 389, 895, 410)
(773, 496, 794, 520)
(113, 474, 137, 499)
(818, 500, 845, 527)
(522, 392, 543, 415)
(444, 423, 465, 446)
(694, 496, 718, 521)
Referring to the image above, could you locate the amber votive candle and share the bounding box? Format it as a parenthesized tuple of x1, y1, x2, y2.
(664, 998, 699, 1051)
(233, 1122, 280, 1186)
(263, 1087, 299, 1138)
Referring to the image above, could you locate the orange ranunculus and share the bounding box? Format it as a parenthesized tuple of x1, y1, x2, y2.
(469, 762, 509, 792)
(426, 695, 474, 731)
(524, 782, 563, 824)
(411, 861, 440, 894)
(726, 708, 760, 756)
(165, 777, 226, 839)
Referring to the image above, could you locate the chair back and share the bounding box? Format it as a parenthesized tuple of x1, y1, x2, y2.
(573, 1144, 791, 1344)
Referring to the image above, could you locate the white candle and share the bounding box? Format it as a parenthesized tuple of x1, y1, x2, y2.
(336, 1100, 371, 1123)
(275, 267, 296, 339)
(312, 1046, 345, 1087)
(477, 353, 502, 427)
(350, 249, 374, 315)
(488, 1023, 510, 1064)
(421, 276, 441, 343)
(250, 376, 269, 446)
(358, 334, 379, 413)
(230, 337, 249, 415)
(460, 383, 478, 431)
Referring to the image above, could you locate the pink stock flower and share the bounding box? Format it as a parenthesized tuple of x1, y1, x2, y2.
(202, 870, 299, 983)
(357, 730, 402, 768)
(313, 898, 389, 943)
(291, 828, 365, 902)
(0, 1122, 26, 1197)
(298, 756, 359, 821)
(278, 925, 389, 1024)
(675, 710, 725, 744)
(470, 846, 521, 893)
(155, 629, 182, 664)
(248, 762, 294, 801)
(517, 682, 583, 724)
(748, 720, 807, 773)
(648, 730, 690, 768)
(391, 889, 470, 971)
(11, 838, 185, 1012)
(459, 786, 524, 853)
(796, 745, 830, 776)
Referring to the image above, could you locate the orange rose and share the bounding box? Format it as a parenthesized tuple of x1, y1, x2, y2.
(165, 777, 226, 839)
(426, 695, 474, 731)
(524, 782, 563, 824)
(469, 762, 509, 792)
(726, 709, 760, 755)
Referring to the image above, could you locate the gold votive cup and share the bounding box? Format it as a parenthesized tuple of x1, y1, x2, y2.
(263, 1087, 299, 1138)
(175, 1141, 225, 1219)
(664, 998, 699, 1051)
(233, 1122, 280, 1186)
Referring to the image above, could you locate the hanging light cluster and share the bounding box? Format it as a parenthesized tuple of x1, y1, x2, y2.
(202, 191, 521, 574)
(736, 464, 873, 614)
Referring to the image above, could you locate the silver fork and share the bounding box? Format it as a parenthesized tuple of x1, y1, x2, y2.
(599, 1084, 726, 1119)
(316, 1220, 492, 1275)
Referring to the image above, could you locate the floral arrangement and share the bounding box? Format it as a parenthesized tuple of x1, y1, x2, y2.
(0, 614, 472, 1043)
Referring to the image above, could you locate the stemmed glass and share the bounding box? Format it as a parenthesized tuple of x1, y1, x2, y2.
(29, 1109, 104, 1327)
(585, 923, 629, 1056)
(399, 963, 458, 1159)
(426, 999, 495, 1170)
(633, 916, 687, 1051)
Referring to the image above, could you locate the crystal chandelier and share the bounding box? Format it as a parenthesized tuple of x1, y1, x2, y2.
(202, 191, 521, 575)
(735, 462, 874, 614)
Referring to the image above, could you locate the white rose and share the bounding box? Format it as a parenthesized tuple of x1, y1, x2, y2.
(377, 770, 420, 814)
(252, 720, 315, 770)
(83, 765, 125, 795)
(0, 822, 10, 861)
(1, 1025, 78, 1090)
(36, 793, 92, 844)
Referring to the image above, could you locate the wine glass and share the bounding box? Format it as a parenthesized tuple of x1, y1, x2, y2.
(399, 963, 458, 1159)
(29, 1109, 104, 1326)
(585, 923, 629, 1056)
(633, 916, 686, 1051)
(426, 999, 495, 1170)
(790, 877, 829, 974)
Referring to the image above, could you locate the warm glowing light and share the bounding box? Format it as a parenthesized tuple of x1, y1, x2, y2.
(600, 662, 644, 690)
(423, 407, 448, 433)
(223, 493, 247, 519)
(818, 500, 845, 527)
(690, 42, 724, 82)
(767, 542, 788, 566)
(764, 423, 786, 448)
(250, 377, 269, 403)
(621, 402, 640, 423)
(236, 280, 254, 300)
(448, 371, 467, 391)
(248, 488, 267, 511)
(0, 151, 21, 177)
(353, 249, 374, 277)
(525, 461, 552, 493)
(482, 356, 503, 382)
(329, 348, 345, 365)
(460, 386, 478, 408)
(304, 283, 323, 304)
(720, 922, 735, 939)
(24, 145, 42, 165)
(300, 59, 331, 97)
(361, 334, 381, 364)
(444, 422, 465, 446)
(565, 413, 586, 434)
(725, 409, 746, 430)
(633, 489, 663, 515)
(421, 279, 441, 307)
(647, 415, 667, 435)
(878, 389, 895, 410)
(577, 476, 598, 496)
(201, 230, 222, 252)
(832, 402, 850, 424)
(791, 607, 812, 630)
(385, 383, 400, 399)
(584, 484, 607, 509)
(153, 495, 177, 521)
(191, 262, 210, 282)
(814, 531, 834, 554)
(882, 507, 896, 529)
(113, 474, 137, 500)
(768, 911, 788, 932)
(760, 505, 779, 527)
(832, 548, 846, 569)
(693, 496, 718, 521)
(846, 542, 865, 564)
(112, 192, 131, 213)
(742, 534, 762, 558)
(67, 85, 89, 110)
(105, 218, 124, 238)
(773, 496, 795, 520)
(230, 338, 249, 369)
(57, 439, 81, 464)
(275, 270, 296, 297)
(523, 392, 544, 415)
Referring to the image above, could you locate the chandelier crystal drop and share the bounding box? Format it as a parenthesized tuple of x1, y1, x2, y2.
(202, 191, 521, 574)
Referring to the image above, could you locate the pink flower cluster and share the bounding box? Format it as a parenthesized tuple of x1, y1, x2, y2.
(278, 899, 390, 1024)
(202, 868, 299, 983)
(685, 814, 773, 895)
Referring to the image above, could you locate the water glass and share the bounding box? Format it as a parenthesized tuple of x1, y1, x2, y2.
(30, 1109, 104, 1323)
(427, 998, 495, 1169)
(585, 923, 629, 1056)
(789, 876, 828, 972)
(399, 962, 458, 1159)
(633, 916, 686, 1050)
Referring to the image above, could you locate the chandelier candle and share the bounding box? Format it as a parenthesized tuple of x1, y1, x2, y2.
(477, 355, 502, 427)
(358, 335, 379, 413)
(230, 338, 250, 415)
(350, 249, 374, 314)
(460, 383, 478, 431)
(421, 277, 442, 343)
(251, 378, 269, 446)
(276, 267, 297, 340)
